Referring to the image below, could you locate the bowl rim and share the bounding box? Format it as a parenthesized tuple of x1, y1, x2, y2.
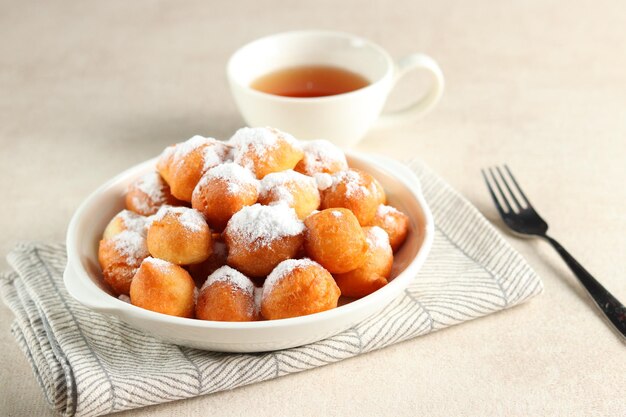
(65, 150, 434, 330)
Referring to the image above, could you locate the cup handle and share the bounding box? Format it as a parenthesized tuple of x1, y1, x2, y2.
(375, 53, 445, 128)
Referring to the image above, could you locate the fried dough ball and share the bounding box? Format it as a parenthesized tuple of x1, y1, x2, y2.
(191, 162, 259, 230)
(303, 208, 367, 274)
(224, 204, 305, 278)
(229, 127, 304, 179)
(369, 204, 410, 252)
(102, 210, 148, 240)
(188, 240, 228, 288)
(157, 136, 230, 202)
(294, 139, 348, 175)
(334, 226, 393, 298)
(98, 230, 149, 295)
(261, 259, 340, 320)
(320, 169, 386, 225)
(130, 257, 195, 318)
(195, 266, 259, 321)
(258, 170, 320, 219)
(125, 171, 182, 216)
(146, 206, 212, 265)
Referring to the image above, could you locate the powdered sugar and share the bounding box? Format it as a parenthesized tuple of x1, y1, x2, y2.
(160, 136, 227, 173)
(144, 213, 157, 230)
(115, 210, 148, 235)
(136, 171, 165, 200)
(159, 144, 176, 162)
(153, 206, 207, 233)
(229, 127, 301, 172)
(330, 170, 371, 198)
(366, 226, 390, 249)
(331, 210, 343, 218)
(201, 265, 254, 296)
(199, 162, 259, 195)
(376, 204, 401, 217)
(259, 170, 317, 205)
(112, 230, 149, 263)
(129, 172, 167, 213)
(230, 127, 299, 151)
(225, 203, 304, 249)
(299, 139, 348, 175)
(142, 256, 172, 273)
(118, 294, 131, 303)
(263, 258, 320, 298)
(165, 135, 210, 162)
(314, 173, 333, 191)
(202, 140, 230, 172)
(253, 286, 263, 315)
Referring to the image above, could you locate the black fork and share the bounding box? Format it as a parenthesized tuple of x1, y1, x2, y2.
(482, 165, 626, 342)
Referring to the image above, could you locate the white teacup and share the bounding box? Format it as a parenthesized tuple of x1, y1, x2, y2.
(227, 30, 444, 147)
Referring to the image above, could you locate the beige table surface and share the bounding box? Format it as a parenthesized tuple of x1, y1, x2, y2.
(1, 0, 625, 416)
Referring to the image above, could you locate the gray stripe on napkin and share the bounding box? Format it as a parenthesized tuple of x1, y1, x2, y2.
(0, 160, 543, 417)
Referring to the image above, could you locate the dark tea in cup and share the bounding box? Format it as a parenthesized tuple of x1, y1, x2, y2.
(251, 65, 370, 98)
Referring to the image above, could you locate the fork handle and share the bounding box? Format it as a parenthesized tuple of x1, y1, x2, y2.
(544, 235, 626, 340)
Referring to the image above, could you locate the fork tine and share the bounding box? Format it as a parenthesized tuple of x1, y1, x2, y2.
(495, 166, 522, 210)
(488, 167, 514, 212)
(481, 168, 509, 215)
(503, 165, 533, 208)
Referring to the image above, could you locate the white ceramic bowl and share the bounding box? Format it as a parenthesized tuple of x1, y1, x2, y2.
(64, 151, 434, 352)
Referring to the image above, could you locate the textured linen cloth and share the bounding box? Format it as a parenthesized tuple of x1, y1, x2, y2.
(0, 160, 542, 417)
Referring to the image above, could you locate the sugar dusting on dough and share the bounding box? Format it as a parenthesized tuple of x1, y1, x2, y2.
(225, 203, 304, 250)
(262, 258, 320, 299)
(153, 206, 207, 233)
(229, 127, 301, 173)
(160, 136, 228, 173)
(253, 286, 263, 315)
(197, 162, 259, 195)
(113, 231, 149, 263)
(169, 136, 211, 162)
(201, 265, 255, 295)
(314, 173, 333, 191)
(129, 171, 167, 213)
(259, 169, 317, 205)
(116, 210, 148, 235)
(331, 210, 343, 218)
(330, 170, 371, 198)
(376, 204, 401, 217)
(202, 140, 230, 172)
(142, 256, 173, 273)
(299, 139, 348, 175)
(366, 226, 390, 249)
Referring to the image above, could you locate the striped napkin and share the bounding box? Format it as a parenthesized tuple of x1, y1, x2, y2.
(0, 160, 542, 417)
